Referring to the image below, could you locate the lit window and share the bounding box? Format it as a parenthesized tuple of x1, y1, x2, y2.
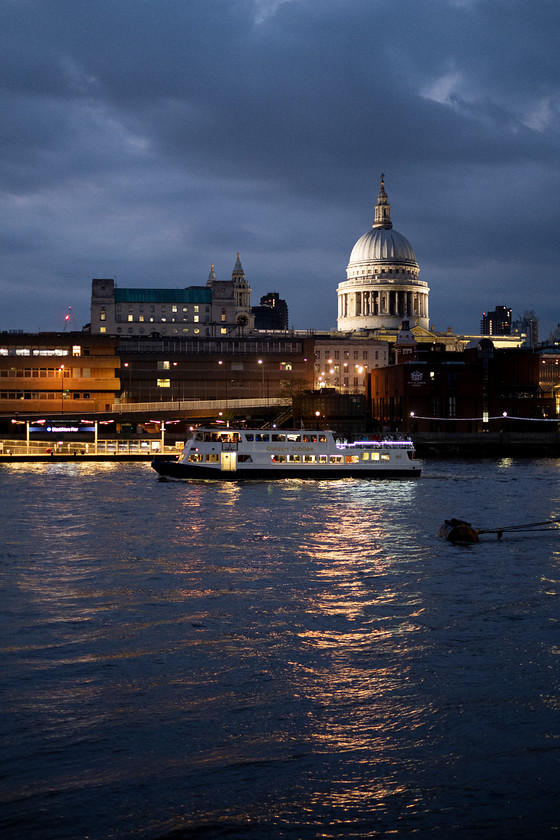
(157, 378, 171, 388)
(194, 315, 199, 323)
(72, 346, 81, 356)
(100, 309, 106, 321)
(157, 361, 170, 370)
(128, 314, 133, 322)
(100, 326, 106, 333)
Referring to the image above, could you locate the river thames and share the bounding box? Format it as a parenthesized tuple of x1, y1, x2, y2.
(1, 458, 560, 839)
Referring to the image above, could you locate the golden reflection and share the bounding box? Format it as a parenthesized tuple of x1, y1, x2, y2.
(497, 457, 514, 468)
(287, 481, 429, 812)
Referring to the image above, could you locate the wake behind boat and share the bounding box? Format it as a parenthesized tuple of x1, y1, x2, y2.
(152, 427, 421, 480)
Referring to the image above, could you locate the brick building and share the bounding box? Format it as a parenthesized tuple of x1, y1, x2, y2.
(367, 339, 555, 433)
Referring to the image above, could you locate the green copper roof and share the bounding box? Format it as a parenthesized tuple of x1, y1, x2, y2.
(114, 287, 211, 304)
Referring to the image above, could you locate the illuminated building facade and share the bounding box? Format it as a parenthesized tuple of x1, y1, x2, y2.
(313, 334, 388, 393)
(0, 332, 120, 413)
(337, 176, 429, 331)
(91, 254, 254, 337)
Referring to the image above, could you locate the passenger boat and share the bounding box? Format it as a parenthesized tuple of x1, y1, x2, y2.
(152, 427, 421, 480)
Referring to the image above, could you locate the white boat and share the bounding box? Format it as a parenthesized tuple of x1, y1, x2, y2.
(152, 427, 421, 480)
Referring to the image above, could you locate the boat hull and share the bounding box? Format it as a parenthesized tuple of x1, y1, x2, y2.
(152, 457, 421, 480)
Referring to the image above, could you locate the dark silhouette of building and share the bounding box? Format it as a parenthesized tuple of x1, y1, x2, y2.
(252, 293, 289, 330)
(367, 339, 555, 433)
(481, 305, 512, 336)
(512, 310, 539, 347)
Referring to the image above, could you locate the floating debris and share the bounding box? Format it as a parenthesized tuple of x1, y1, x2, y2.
(439, 517, 560, 543)
(438, 518, 479, 544)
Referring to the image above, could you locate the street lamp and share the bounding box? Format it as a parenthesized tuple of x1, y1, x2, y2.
(123, 362, 132, 402)
(59, 365, 65, 414)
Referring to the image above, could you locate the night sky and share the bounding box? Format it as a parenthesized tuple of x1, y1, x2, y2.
(1, 0, 559, 338)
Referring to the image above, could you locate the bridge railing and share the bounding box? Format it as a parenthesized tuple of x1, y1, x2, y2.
(110, 397, 291, 413)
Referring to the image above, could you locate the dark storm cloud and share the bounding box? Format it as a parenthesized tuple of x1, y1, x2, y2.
(1, 0, 559, 335)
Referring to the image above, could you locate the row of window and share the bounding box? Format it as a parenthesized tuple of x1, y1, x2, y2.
(117, 315, 202, 324)
(187, 452, 390, 464)
(101, 305, 208, 320)
(154, 360, 293, 372)
(0, 368, 84, 378)
(0, 391, 92, 400)
(349, 268, 417, 276)
(317, 378, 361, 388)
(315, 350, 376, 360)
(0, 347, 81, 357)
(100, 326, 226, 335)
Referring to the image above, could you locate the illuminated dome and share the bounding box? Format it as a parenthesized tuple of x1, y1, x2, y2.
(348, 228, 417, 268)
(337, 175, 429, 331)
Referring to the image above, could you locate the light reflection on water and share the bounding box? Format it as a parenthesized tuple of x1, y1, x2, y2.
(1, 460, 560, 839)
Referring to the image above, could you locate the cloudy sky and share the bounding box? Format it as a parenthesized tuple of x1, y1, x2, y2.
(1, 0, 559, 338)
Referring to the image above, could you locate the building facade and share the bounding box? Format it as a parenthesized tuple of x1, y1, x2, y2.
(0, 332, 120, 414)
(91, 255, 254, 338)
(252, 293, 289, 330)
(313, 334, 389, 393)
(367, 340, 554, 433)
(481, 305, 512, 336)
(117, 335, 315, 404)
(337, 176, 429, 332)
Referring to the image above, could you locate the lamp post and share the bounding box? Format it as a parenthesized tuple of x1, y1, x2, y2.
(258, 359, 264, 399)
(59, 365, 65, 414)
(123, 362, 132, 402)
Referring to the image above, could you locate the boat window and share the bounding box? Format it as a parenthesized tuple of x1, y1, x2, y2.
(303, 455, 316, 463)
(188, 453, 204, 462)
(302, 435, 317, 443)
(287, 455, 301, 463)
(238, 454, 253, 463)
(319, 435, 327, 443)
(361, 452, 370, 460)
(286, 433, 301, 442)
(381, 453, 390, 461)
(206, 454, 219, 462)
(256, 434, 269, 442)
(329, 455, 343, 464)
(245, 433, 254, 441)
(271, 434, 286, 442)
(345, 455, 359, 464)
(194, 433, 203, 441)
(371, 452, 380, 461)
(319, 455, 328, 464)
(271, 454, 286, 462)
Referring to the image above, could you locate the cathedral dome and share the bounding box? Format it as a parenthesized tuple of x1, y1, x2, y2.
(337, 174, 429, 332)
(348, 227, 417, 268)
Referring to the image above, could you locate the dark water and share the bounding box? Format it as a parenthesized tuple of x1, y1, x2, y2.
(1, 458, 560, 839)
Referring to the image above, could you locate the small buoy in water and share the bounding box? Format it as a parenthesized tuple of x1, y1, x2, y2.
(438, 518, 479, 544)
